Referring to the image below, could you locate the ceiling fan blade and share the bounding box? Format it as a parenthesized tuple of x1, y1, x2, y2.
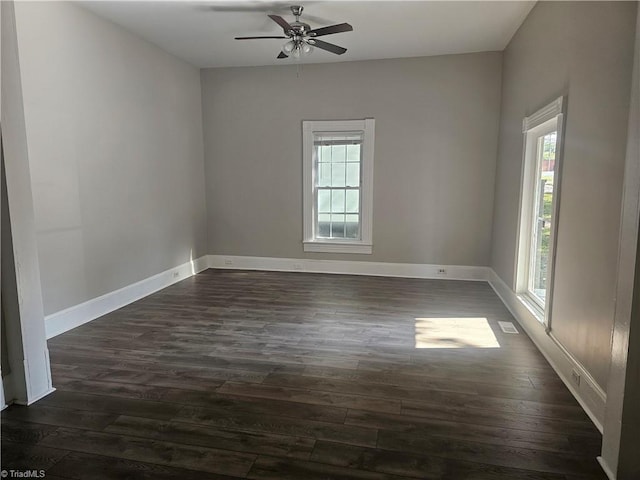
(235, 36, 287, 40)
(277, 51, 288, 59)
(308, 39, 347, 55)
(268, 14, 292, 32)
(308, 23, 353, 37)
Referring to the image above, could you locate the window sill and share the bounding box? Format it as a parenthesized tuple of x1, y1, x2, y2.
(517, 293, 545, 324)
(303, 241, 372, 254)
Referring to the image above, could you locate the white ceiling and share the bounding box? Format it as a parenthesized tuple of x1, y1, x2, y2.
(79, 0, 536, 68)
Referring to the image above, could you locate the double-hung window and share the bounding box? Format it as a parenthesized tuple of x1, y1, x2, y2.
(516, 97, 564, 324)
(303, 119, 374, 254)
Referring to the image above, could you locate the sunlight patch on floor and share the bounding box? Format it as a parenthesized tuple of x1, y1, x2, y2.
(414, 317, 500, 349)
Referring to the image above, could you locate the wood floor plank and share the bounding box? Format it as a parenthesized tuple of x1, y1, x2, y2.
(50, 354, 269, 384)
(1, 418, 60, 444)
(37, 427, 256, 477)
(247, 455, 411, 480)
(1, 404, 118, 431)
(46, 452, 240, 480)
(344, 409, 576, 453)
(2, 269, 605, 479)
(218, 381, 403, 414)
(376, 429, 605, 477)
(400, 399, 598, 436)
(271, 363, 577, 405)
(174, 394, 348, 424)
(174, 405, 378, 447)
(0, 441, 70, 472)
(36, 390, 183, 420)
(310, 440, 576, 480)
(262, 372, 585, 421)
(105, 415, 316, 460)
(44, 380, 348, 424)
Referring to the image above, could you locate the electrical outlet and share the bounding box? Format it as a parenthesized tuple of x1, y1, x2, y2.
(571, 369, 581, 386)
(437, 268, 446, 275)
(224, 258, 233, 266)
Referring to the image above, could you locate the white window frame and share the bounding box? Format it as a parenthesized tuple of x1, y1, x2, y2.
(303, 119, 374, 254)
(515, 97, 565, 325)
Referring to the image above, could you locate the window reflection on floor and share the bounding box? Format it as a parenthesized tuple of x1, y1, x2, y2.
(414, 317, 500, 349)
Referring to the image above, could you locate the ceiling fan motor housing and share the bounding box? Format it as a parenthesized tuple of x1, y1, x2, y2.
(287, 6, 312, 38)
(289, 22, 311, 37)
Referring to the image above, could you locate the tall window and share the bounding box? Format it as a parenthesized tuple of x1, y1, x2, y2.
(516, 97, 564, 323)
(303, 119, 374, 254)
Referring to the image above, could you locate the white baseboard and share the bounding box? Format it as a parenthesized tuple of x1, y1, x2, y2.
(45, 256, 209, 339)
(207, 255, 490, 281)
(16, 387, 56, 406)
(488, 269, 606, 432)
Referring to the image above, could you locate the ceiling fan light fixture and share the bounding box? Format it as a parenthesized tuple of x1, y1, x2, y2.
(282, 40, 296, 54)
(282, 38, 313, 59)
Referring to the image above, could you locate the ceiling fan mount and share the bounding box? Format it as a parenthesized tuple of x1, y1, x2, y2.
(234, 4, 353, 59)
(284, 6, 311, 37)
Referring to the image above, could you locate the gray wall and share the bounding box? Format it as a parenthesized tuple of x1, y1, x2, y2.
(201, 53, 502, 265)
(14, 1, 207, 315)
(491, 1, 637, 388)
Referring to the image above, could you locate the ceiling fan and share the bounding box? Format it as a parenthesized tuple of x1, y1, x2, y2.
(234, 5, 353, 59)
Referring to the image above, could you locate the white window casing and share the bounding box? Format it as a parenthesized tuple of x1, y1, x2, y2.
(515, 97, 565, 326)
(303, 119, 375, 254)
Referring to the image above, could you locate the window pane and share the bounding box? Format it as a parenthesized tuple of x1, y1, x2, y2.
(318, 163, 331, 187)
(332, 163, 346, 187)
(319, 145, 332, 162)
(331, 189, 345, 213)
(331, 214, 345, 237)
(346, 190, 359, 213)
(346, 144, 361, 161)
(318, 214, 330, 237)
(528, 131, 556, 303)
(318, 189, 331, 213)
(346, 214, 359, 238)
(331, 145, 346, 162)
(346, 163, 360, 187)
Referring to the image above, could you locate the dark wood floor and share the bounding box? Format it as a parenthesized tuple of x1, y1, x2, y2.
(2, 269, 606, 479)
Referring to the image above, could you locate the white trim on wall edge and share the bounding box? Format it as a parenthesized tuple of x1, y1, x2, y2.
(0, 374, 7, 411)
(488, 268, 606, 432)
(1, 373, 15, 411)
(596, 457, 616, 480)
(1, 371, 56, 408)
(207, 255, 490, 281)
(45, 256, 209, 339)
